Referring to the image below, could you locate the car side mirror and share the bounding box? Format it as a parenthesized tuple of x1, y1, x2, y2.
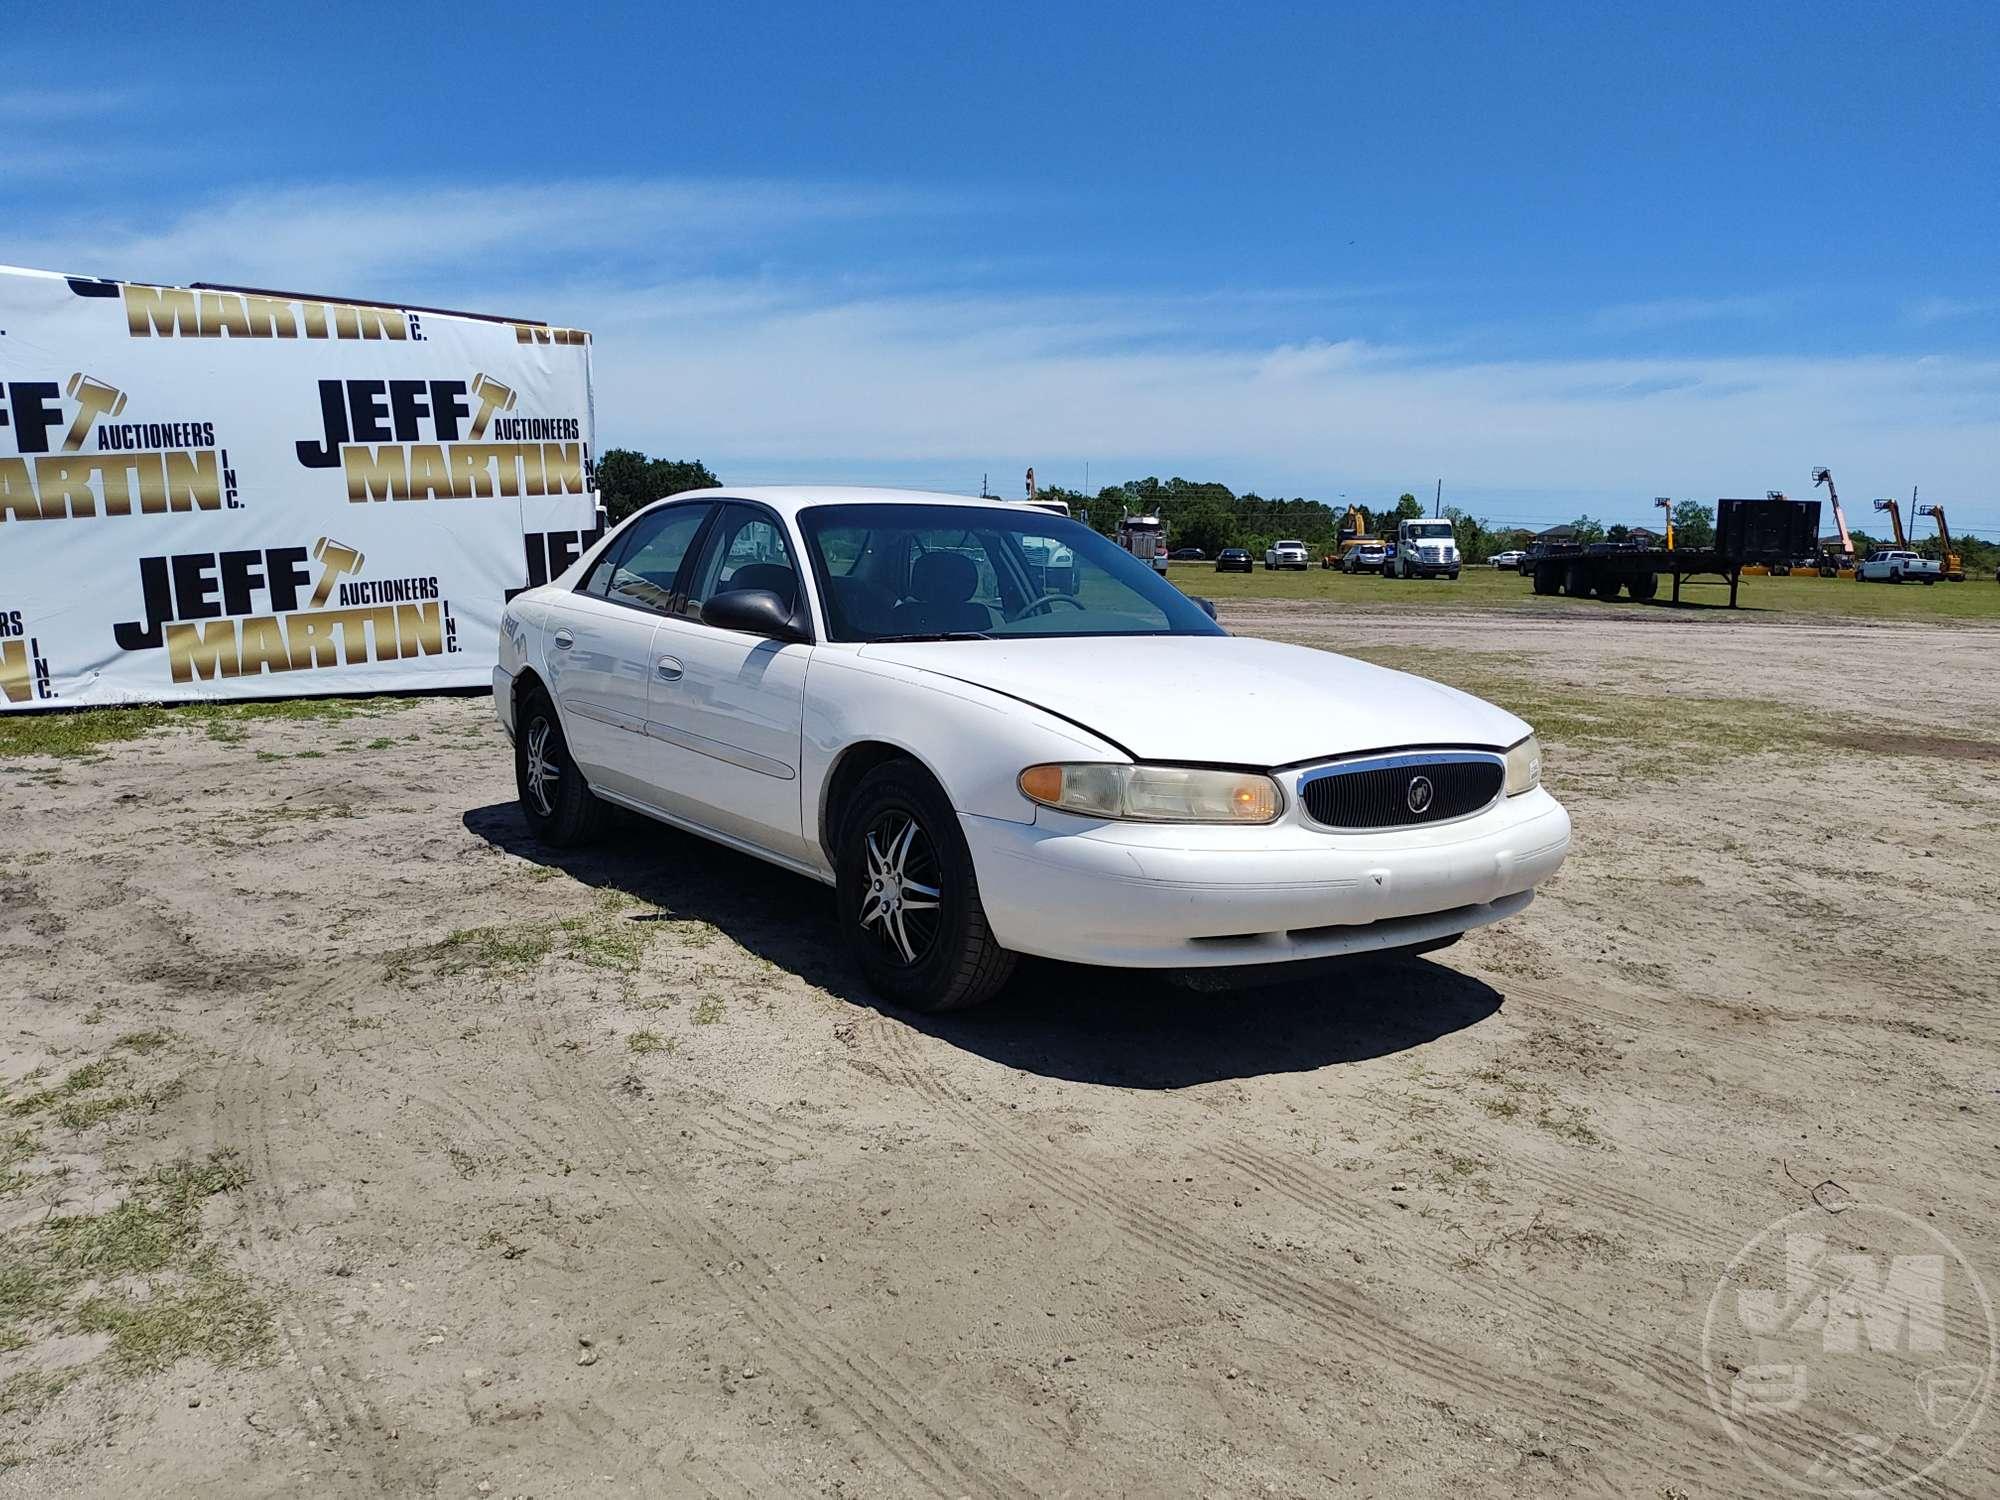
(1191, 596, 1218, 619)
(700, 588, 810, 643)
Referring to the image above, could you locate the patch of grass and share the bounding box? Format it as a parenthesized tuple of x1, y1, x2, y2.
(0, 1370, 73, 1423)
(1533, 1106, 1602, 1147)
(560, 915, 650, 971)
(3, 1149, 268, 1384)
(691, 995, 725, 1026)
(0, 707, 173, 760)
(407, 923, 557, 978)
(363, 737, 397, 750)
(0, 696, 415, 762)
(73, 1255, 271, 1374)
(6, 1061, 117, 1119)
(5, 1058, 182, 1134)
(116, 1030, 170, 1056)
(1185, 556, 2000, 623)
(627, 1030, 669, 1055)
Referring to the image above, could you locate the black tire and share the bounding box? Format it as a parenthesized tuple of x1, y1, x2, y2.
(514, 686, 607, 847)
(1447, 571, 1459, 581)
(1532, 563, 1559, 596)
(1563, 563, 1592, 597)
(1628, 571, 1659, 601)
(837, 760, 1016, 1012)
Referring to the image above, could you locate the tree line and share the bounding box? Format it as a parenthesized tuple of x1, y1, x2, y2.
(596, 450, 1997, 572)
(1034, 478, 1724, 565)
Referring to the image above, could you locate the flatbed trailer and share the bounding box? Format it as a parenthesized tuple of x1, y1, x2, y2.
(1524, 496, 1820, 609)
(1528, 547, 1746, 606)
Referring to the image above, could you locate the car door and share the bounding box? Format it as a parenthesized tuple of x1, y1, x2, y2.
(543, 502, 712, 801)
(646, 502, 813, 861)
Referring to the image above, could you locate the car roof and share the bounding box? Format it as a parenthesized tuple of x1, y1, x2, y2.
(648, 486, 1030, 521)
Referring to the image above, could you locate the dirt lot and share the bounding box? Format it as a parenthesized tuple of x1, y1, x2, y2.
(3, 599, 1997, 1498)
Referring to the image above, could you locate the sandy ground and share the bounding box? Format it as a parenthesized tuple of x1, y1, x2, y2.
(3, 601, 1997, 1498)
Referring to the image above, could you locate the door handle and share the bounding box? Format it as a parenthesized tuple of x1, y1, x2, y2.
(552, 629, 575, 651)
(655, 655, 684, 681)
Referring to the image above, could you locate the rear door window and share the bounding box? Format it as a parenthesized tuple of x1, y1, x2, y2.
(586, 503, 711, 613)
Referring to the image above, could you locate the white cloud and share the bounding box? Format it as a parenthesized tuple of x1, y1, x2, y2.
(12, 178, 963, 294)
(1905, 295, 2000, 326)
(1590, 295, 1781, 334)
(0, 87, 139, 119)
(15, 180, 2000, 530)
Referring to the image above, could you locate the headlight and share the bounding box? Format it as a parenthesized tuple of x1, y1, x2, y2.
(1504, 734, 1542, 795)
(1018, 763, 1281, 823)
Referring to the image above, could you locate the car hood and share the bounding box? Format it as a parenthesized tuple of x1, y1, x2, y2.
(856, 635, 1528, 766)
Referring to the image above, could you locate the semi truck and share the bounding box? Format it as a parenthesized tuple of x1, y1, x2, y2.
(1523, 496, 1820, 607)
(1383, 517, 1460, 579)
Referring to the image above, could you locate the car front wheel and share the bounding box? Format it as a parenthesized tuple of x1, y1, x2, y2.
(515, 687, 607, 847)
(838, 761, 1016, 1012)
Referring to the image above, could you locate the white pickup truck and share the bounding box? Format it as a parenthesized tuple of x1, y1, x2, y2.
(1855, 549, 1940, 584)
(1264, 539, 1311, 570)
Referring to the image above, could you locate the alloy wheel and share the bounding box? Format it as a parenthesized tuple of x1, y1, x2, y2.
(524, 716, 561, 817)
(857, 811, 943, 966)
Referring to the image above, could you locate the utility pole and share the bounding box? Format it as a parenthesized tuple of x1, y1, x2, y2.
(1434, 479, 1442, 517)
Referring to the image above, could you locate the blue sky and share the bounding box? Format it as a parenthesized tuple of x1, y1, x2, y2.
(5, 1, 1997, 532)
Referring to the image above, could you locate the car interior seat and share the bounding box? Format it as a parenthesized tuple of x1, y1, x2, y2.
(890, 551, 992, 636)
(725, 561, 797, 609)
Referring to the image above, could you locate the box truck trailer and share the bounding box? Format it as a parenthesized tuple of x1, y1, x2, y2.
(0, 264, 601, 711)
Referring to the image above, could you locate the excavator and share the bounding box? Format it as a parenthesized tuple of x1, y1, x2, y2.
(1811, 467, 1856, 576)
(1323, 503, 1380, 568)
(1916, 502, 1966, 581)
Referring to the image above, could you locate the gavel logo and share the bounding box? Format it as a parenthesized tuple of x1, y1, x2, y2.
(310, 537, 366, 608)
(469, 372, 517, 439)
(63, 372, 128, 452)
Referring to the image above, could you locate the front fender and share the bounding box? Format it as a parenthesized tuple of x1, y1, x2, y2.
(801, 651, 1127, 844)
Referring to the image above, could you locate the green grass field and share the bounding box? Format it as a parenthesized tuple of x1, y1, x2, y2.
(1171, 559, 2000, 622)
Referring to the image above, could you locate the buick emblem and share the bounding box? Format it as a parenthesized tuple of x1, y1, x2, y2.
(1406, 774, 1435, 814)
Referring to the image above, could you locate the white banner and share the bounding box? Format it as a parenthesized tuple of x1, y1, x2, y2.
(0, 264, 602, 711)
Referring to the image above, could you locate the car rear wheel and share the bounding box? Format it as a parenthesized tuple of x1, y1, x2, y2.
(837, 760, 1016, 1012)
(515, 687, 607, 847)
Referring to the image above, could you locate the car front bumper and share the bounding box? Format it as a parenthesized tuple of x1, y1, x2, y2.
(960, 788, 1570, 967)
(491, 666, 517, 742)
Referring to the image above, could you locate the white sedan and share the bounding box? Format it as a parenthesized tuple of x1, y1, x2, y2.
(494, 489, 1571, 1011)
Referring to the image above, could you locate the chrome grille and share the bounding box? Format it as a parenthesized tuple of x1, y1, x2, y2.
(1299, 752, 1503, 830)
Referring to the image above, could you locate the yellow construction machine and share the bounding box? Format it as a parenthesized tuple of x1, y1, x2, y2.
(1916, 502, 1966, 581)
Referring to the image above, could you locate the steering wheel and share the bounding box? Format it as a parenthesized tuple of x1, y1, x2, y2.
(1007, 593, 1087, 622)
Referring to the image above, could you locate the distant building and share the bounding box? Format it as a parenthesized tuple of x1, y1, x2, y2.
(1626, 526, 1659, 546)
(1534, 523, 1577, 542)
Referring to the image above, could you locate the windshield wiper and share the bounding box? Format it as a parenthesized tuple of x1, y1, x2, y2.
(870, 631, 993, 642)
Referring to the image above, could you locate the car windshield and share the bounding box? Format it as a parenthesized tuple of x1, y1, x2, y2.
(1407, 522, 1453, 540)
(798, 503, 1226, 642)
